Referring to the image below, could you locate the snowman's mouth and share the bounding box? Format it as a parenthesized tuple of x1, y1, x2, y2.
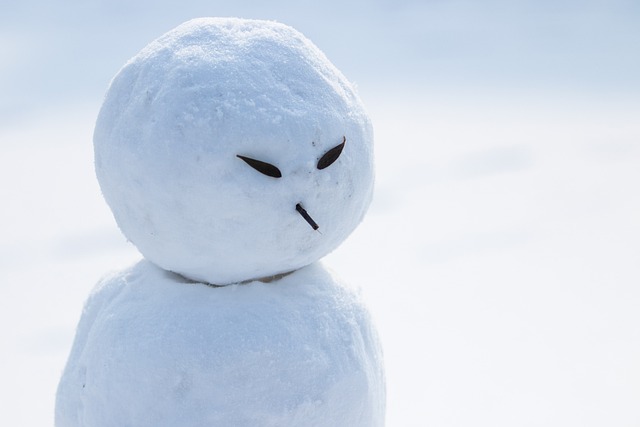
(295, 203, 319, 230)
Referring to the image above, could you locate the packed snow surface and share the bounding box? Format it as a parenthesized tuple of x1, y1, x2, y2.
(55, 261, 385, 427)
(56, 17, 384, 426)
(94, 17, 374, 285)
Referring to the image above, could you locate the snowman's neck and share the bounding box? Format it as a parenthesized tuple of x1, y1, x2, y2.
(245, 270, 296, 284)
(196, 270, 297, 288)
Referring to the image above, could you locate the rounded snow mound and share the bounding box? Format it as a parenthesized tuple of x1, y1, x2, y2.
(55, 261, 386, 427)
(94, 18, 374, 285)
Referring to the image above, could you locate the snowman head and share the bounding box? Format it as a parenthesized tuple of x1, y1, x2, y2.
(94, 18, 374, 285)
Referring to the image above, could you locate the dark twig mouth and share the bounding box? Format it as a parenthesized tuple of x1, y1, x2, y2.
(295, 203, 319, 230)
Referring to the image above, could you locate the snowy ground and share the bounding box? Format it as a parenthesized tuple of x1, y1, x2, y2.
(2, 1, 640, 426)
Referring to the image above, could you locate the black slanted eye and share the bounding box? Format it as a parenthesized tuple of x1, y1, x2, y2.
(237, 155, 282, 178)
(317, 136, 346, 170)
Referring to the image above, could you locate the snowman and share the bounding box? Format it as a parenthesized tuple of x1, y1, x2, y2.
(56, 18, 385, 427)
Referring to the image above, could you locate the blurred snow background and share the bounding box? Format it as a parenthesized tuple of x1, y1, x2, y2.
(1, 0, 639, 425)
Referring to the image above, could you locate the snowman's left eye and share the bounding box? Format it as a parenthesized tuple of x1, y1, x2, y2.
(237, 155, 282, 178)
(317, 136, 346, 170)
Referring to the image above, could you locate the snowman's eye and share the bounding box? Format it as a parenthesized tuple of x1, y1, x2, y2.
(237, 155, 282, 178)
(317, 136, 346, 170)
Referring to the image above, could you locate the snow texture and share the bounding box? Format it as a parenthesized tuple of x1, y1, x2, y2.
(56, 17, 384, 426)
(93, 17, 374, 285)
(55, 261, 385, 427)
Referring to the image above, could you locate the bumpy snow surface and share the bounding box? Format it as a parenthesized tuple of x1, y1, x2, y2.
(55, 261, 385, 427)
(93, 17, 374, 285)
(56, 17, 384, 426)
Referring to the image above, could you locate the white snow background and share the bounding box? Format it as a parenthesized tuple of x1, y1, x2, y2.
(1, 1, 640, 425)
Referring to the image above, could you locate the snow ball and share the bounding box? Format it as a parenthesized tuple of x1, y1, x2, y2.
(55, 261, 386, 427)
(94, 17, 374, 285)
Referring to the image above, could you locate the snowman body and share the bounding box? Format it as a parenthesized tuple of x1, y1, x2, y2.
(56, 18, 385, 426)
(56, 261, 384, 427)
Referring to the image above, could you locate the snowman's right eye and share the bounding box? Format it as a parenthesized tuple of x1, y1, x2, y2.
(236, 155, 282, 178)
